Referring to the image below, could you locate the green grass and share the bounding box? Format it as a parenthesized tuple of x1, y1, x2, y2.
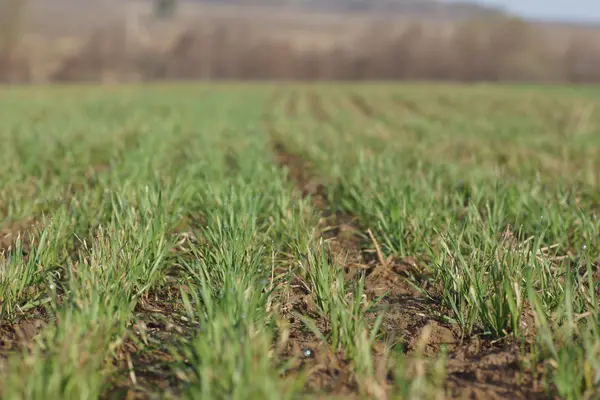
(0, 83, 599, 399)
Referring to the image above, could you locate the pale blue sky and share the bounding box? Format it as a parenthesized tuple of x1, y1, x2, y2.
(475, 0, 600, 23)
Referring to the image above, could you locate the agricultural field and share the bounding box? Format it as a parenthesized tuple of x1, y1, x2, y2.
(0, 83, 599, 399)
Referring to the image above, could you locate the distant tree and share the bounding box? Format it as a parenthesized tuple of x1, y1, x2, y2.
(154, 0, 177, 18)
(0, 0, 28, 80)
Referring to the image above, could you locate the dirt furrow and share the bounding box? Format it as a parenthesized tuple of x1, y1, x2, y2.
(286, 92, 299, 118)
(272, 139, 418, 295)
(349, 94, 375, 118)
(0, 219, 39, 258)
(103, 291, 188, 399)
(272, 139, 372, 395)
(266, 110, 547, 399)
(391, 96, 422, 115)
(100, 207, 206, 399)
(308, 91, 331, 123)
(435, 94, 460, 110)
(270, 137, 441, 397)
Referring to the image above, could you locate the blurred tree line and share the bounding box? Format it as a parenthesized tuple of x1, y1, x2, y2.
(154, 0, 178, 18)
(0, 0, 27, 79)
(2, 5, 600, 84)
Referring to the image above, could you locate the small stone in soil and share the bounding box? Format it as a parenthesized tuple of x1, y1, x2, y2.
(302, 348, 314, 358)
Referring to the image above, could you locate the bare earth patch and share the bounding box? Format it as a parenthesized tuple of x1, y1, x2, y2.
(0, 219, 39, 258)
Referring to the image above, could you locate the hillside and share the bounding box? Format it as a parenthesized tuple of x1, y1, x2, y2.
(189, 0, 506, 19)
(11, 0, 598, 84)
(25, 0, 504, 20)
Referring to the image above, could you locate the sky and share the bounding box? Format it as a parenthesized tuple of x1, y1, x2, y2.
(475, 0, 600, 23)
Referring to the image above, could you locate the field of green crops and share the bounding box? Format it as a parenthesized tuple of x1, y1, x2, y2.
(0, 83, 599, 399)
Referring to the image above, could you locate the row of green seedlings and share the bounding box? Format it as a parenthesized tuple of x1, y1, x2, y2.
(0, 92, 233, 398)
(277, 89, 600, 399)
(267, 91, 449, 399)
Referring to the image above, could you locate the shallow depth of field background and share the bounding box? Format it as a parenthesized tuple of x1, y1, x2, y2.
(1, 0, 600, 84)
(1, 2, 600, 400)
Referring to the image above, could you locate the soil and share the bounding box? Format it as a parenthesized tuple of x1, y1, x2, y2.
(265, 93, 551, 399)
(286, 92, 299, 118)
(435, 95, 460, 111)
(349, 94, 375, 118)
(309, 91, 331, 123)
(392, 96, 421, 114)
(106, 302, 184, 399)
(101, 223, 206, 399)
(0, 314, 48, 355)
(0, 309, 49, 376)
(0, 219, 38, 258)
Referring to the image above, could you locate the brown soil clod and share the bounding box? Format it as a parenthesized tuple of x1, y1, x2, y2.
(446, 341, 547, 400)
(0, 309, 49, 377)
(0, 316, 47, 355)
(409, 322, 456, 356)
(0, 219, 39, 258)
